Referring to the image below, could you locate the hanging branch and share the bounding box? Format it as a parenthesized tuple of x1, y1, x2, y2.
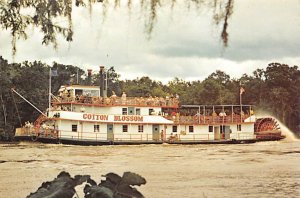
(0, 0, 234, 56)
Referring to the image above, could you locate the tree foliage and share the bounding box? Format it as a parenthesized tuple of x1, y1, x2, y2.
(0, 57, 299, 137)
(0, 0, 234, 55)
(0, 56, 82, 139)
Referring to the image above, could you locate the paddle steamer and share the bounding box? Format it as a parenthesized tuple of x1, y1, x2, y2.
(14, 67, 284, 145)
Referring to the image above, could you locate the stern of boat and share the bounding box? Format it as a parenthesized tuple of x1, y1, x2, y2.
(254, 117, 285, 141)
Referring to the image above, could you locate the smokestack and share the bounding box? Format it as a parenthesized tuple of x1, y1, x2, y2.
(99, 66, 106, 97)
(87, 69, 92, 85)
(87, 69, 92, 76)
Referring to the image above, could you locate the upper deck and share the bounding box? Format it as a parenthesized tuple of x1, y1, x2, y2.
(52, 85, 179, 108)
(50, 85, 254, 125)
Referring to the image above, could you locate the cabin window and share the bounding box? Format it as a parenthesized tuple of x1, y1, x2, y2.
(138, 125, 143, 133)
(149, 109, 154, 115)
(122, 125, 128, 132)
(189, 126, 194, 133)
(208, 126, 213, 132)
(75, 89, 83, 96)
(122, 108, 128, 115)
(172, 125, 177, 133)
(71, 125, 77, 132)
(94, 125, 100, 132)
(128, 107, 134, 115)
(237, 124, 242, 131)
(136, 108, 141, 115)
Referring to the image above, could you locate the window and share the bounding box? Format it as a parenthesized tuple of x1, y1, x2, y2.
(72, 125, 77, 132)
(237, 124, 242, 131)
(189, 126, 194, 133)
(75, 89, 83, 96)
(208, 126, 213, 132)
(149, 108, 154, 115)
(172, 125, 177, 133)
(107, 124, 113, 132)
(122, 108, 127, 115)
(94, 125, 100, 132)
(128, 107, 134, 115)
(136, 108, 141, 115)
(138, 125, 143, 133)
(122, 125, 128, 132)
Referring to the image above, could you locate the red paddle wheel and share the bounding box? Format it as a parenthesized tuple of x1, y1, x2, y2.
(254, 118, 284, 140)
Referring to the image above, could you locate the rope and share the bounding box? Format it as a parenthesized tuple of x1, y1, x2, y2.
(10, 90, 22, 127)
(0, 93, 7, 127)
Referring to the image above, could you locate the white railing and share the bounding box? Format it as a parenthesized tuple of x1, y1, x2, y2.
(15, 127, 255, 142)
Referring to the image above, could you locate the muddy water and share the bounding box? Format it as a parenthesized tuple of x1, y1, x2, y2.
(0, 140, 299, 198)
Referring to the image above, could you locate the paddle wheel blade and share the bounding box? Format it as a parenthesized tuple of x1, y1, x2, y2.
(254, 117, 284, 140)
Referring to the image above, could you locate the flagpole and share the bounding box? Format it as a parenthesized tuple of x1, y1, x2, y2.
(239, 85, 245, 122)
(105, 69, 108, 97)
(240, 88, 242, 122)
(76, 68, 79, 84)
(49, 67, 51, 116)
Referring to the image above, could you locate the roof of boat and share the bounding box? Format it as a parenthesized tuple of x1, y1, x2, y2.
(60, 85, 100, 90)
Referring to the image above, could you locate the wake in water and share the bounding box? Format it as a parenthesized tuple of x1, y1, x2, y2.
(255, 110, 299, 142)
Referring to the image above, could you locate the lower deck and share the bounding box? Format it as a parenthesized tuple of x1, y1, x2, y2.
(15, 118, 285, 145)
(15, 123, 256, 143)
(14, 135, 260, 145)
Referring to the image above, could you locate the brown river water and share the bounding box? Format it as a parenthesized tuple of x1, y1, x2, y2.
(0, 139, 299, 198)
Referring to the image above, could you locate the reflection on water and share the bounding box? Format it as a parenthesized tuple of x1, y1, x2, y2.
(0, 141, 299, 197)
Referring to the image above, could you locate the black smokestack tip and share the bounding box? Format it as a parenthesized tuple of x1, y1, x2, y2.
(100, 66, 105, 71)
(87, 69, 92, 76)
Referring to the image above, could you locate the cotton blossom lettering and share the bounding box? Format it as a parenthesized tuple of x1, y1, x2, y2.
(114, 115, 143, 122)
(83, 113, 108, 121)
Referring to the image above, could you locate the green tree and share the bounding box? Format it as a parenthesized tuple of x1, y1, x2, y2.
(167, 77, 191, 104)
(263, 63, 300, 131)
(121, 76, 165, 97)
(0, 57, 85, 137)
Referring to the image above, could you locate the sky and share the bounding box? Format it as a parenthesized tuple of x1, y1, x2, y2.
(0, 0, 299, 84)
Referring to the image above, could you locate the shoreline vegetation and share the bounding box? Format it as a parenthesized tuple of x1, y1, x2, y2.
(0, 56, 299, 140)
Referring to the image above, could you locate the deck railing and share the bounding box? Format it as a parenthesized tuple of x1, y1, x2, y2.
(15, 127, 58, 139)
(16, 127, 254, 142)
(165, 114, 252, 124)
(52, 96, 179, 107)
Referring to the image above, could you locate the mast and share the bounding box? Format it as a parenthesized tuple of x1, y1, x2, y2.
(76, 68, 79, 84)
(105, 69, 108, 97)
(49, 68, 51, 115)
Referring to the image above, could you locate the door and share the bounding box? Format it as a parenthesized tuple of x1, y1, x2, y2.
(214, 126, 220, 140)
(224, 126, 231, 140)
(152, 125, 160, 141)
(107, 124, 114, 141)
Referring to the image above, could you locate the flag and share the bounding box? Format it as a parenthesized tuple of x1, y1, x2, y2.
(240, 87, 245, 95)
(51, 69, 58, 76)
